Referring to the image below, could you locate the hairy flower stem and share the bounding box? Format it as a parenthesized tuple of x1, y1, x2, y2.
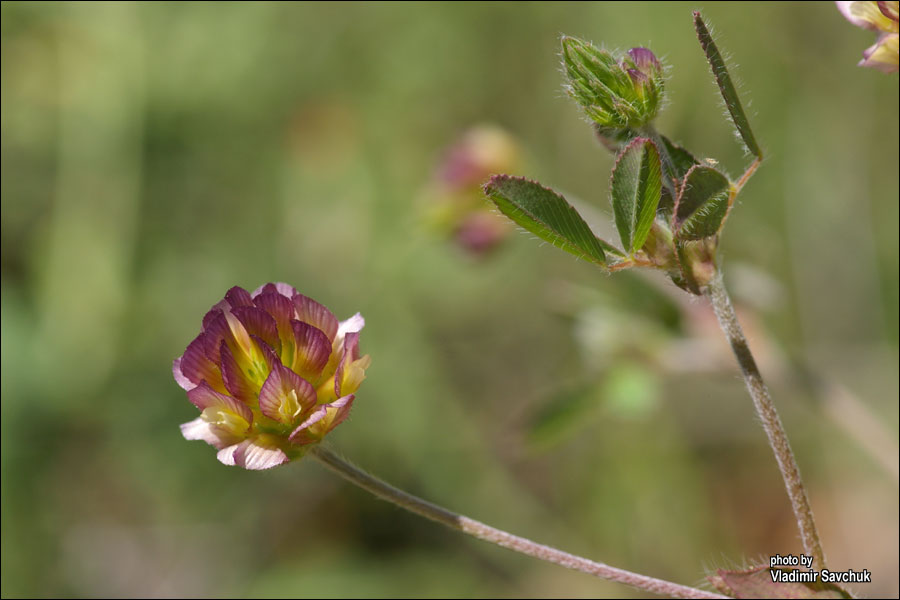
(704, 273, 826, 568)
(310, 445, 726, 599)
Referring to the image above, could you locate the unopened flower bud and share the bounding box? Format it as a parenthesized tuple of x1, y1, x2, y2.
(174, 283, 371, 469)
(562, 37, 665, 130)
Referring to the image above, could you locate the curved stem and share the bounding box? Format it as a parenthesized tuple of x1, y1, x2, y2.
(704, 273, 826, 568)
(735, 156, 761, 194)
(310, 445, 726, 599)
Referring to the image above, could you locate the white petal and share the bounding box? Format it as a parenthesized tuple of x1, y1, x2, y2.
(336, 313, 365, 339)
(233, 437, 290, 470)
(180, 417, 221, 446)
(172, 357, 197, 391)
(216, 444, 239, 466)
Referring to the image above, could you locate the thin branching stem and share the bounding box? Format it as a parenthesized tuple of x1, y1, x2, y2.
(608, 257, 656, 272)
(735, 157, 761, 193)
(310, 445, 727, 599)
(704, 273, 826, 568)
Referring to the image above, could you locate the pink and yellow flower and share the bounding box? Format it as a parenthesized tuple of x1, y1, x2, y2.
(421, 125, 518, 256)
(837, 1, 899, 73)
(174, 283, 371, 470)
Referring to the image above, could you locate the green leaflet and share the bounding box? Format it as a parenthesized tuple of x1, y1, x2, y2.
(693, 12, 763, 159)
(484, 175, 616, 265)
(610, 138, 663, 254)
(657, 135, 700, 215)
(673, 165, 732, 240)
(660, 135, 700, 182)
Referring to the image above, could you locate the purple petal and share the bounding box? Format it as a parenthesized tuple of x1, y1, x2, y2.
(290, 320, 332, 380)
(200, 311, 230, 363)
(627, 46, 661, 71)
(343, 332, 361, 362)
(253, 292, 296, 327)
(232, 436, 290, 470)
(231, 305, 280, 353)
(219, 341, 256, 402)
(172, 357, 196, 391)
(627, 67, 650, 87)
(289, 395, 355, 445)
(258, 363, 317, 424)
(323, 393, 355, 431)
(252, 334, 282, 371)
(178, 335, 226, 393)
(292, 294, 339, 341)
(202, 306, 223, 330)
(253, 292, 297, 357)
(224, 286, 253, 308)
(251, 282, 297, 300)
(288, 405, 328, 445)
(879, 0, 899, 21)
(186, 381, 253, 423)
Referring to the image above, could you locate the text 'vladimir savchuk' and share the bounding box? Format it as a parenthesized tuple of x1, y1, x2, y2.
(769, 554, 872, 583)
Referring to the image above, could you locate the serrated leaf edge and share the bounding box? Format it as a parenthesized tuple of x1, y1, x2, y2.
(671, 164, 734, 240)
(484, 174, 623, 266)
(693, 11, 763, 159)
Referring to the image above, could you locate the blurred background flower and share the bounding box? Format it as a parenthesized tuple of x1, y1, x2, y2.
(420, 124, 519, 256)
(837, 1, 899, 72)
(2, 3, 897, 598)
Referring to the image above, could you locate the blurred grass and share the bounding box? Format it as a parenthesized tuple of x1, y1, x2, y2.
(2, 2, 897, 598)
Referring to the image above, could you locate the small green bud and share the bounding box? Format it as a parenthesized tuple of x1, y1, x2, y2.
(562, 37, 665, 130)
(674, 238, 718, 294)
(641, 219, 677, 269)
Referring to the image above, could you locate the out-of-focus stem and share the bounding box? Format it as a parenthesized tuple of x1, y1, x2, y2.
(309, 445, 727, 599)
(704, 273, 826, 569)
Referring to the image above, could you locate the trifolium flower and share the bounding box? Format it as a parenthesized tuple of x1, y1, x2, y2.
(562, 37, 665, 130)
(837, 1, 899, 73)
(174, 283, 371, 469)
(421, 124, 518, 256)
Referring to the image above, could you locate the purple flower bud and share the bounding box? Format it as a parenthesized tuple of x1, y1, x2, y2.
(627, 47, 662, 76)
(563, 37, 666, 128)
(626, 67, 650, 88)
(174, 284, 371, 469)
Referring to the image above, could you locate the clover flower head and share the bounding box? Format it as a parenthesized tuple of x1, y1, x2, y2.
(174, 283, 371, 470)
(837, 1, 899, 73)
(422, 124, 518, 256)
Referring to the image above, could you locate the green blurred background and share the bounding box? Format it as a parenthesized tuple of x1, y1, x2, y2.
(2, 2, 897, 597)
